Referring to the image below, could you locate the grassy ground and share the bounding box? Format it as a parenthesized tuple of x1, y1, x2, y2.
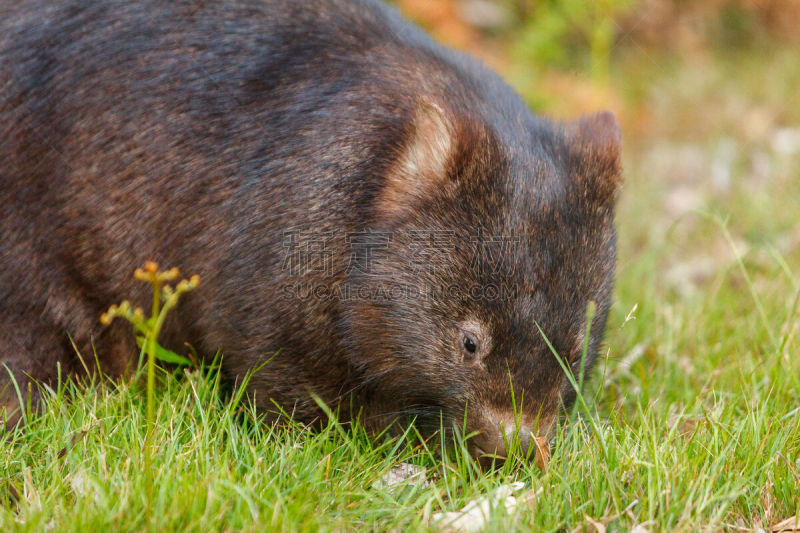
(2, 25, 800, 533)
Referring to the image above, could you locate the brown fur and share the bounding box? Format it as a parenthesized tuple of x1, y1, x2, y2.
(0, 0, 622, 461)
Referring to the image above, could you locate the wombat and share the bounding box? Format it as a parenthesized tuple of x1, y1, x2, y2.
(0, 0, 622, 462)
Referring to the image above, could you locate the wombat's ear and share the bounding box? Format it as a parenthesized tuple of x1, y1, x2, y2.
(568, 111, 623, 205)
(378, 100, 456, 217)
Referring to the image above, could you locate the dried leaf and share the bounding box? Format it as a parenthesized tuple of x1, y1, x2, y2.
(373, 462, 429, 491)
(583, 514, 606, 533)
(433, 482, 527, 532)
(772, 516, 800, 532)
(533, 435, 550, 470)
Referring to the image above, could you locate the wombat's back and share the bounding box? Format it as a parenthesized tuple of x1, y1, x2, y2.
(0, 0, 503, 292)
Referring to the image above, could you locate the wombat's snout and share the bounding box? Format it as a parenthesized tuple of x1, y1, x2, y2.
(469, 415, 552, 469)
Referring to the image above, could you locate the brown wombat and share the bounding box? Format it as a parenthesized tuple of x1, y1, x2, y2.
(0, 0, 622, 461)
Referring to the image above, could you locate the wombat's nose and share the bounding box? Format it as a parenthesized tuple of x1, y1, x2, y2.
(470, 422, 536, 467)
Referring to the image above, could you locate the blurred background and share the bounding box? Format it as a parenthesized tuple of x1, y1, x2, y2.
(394, 0, 800, 401)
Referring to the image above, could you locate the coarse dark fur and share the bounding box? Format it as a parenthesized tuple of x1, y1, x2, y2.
(0, 0, 622, 460)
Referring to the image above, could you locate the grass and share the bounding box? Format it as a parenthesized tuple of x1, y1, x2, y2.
(2, 35, 800, 533)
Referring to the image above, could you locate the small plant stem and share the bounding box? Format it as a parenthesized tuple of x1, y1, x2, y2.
(144, 279, 161, 533)
(100, 263, 198, 533)
(151, 281, 161, 325)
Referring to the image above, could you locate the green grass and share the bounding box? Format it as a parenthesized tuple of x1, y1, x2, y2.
(3, 43, 800, 533)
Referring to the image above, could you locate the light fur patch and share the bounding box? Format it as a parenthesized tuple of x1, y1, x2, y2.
(379, 101, 453, 216)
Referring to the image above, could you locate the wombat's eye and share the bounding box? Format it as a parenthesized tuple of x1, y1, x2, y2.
(457, 322, 487, 363)
(461, 334, 478, 355)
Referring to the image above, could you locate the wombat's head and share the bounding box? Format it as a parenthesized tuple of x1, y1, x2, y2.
(343, 100, 622, 465)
